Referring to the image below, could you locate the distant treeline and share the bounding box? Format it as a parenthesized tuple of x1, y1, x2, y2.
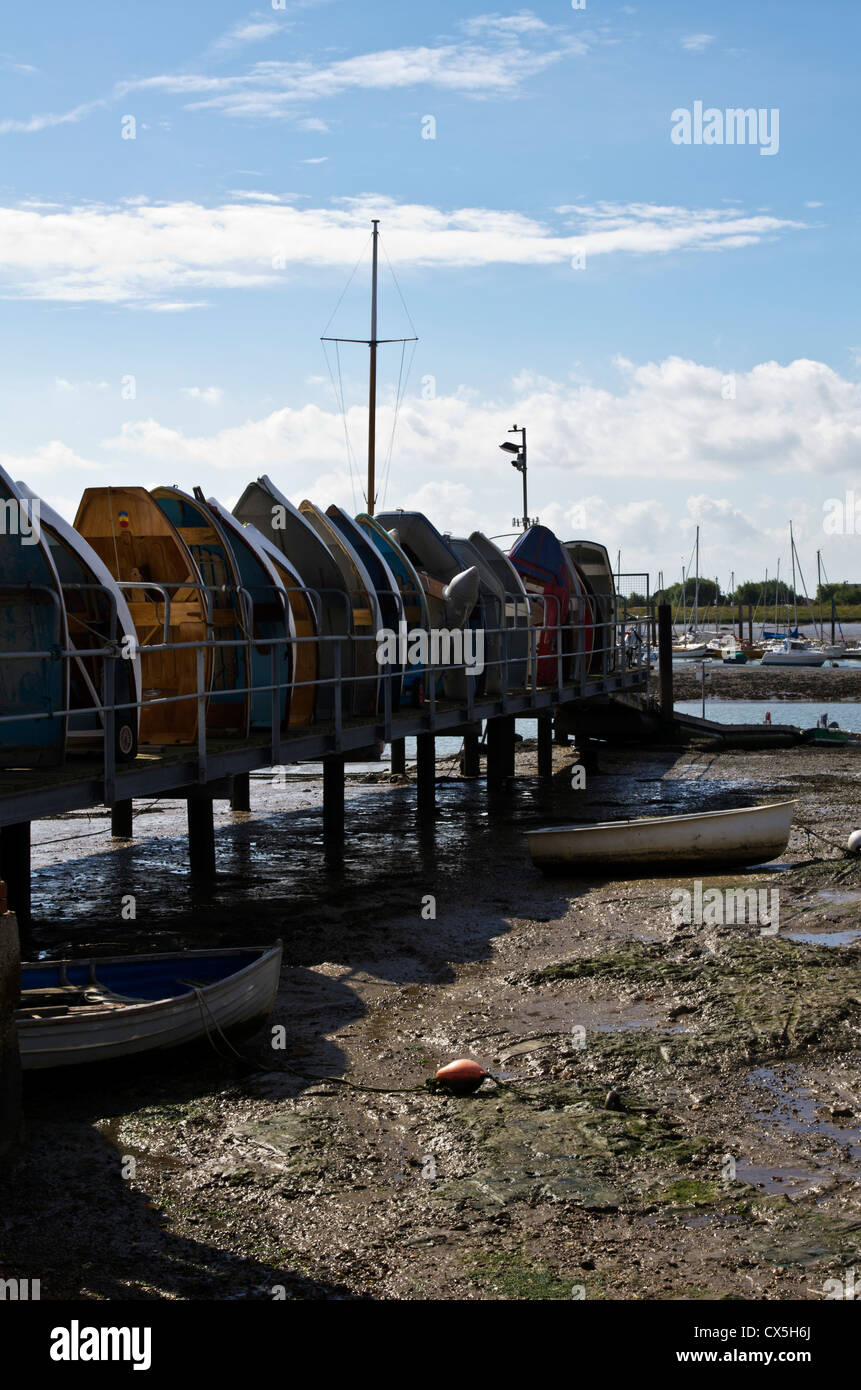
(638, 579, 861, 607)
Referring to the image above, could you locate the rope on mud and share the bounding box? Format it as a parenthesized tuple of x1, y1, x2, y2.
(794, 818, 855, 857)
(182, 1005, 552, 1097)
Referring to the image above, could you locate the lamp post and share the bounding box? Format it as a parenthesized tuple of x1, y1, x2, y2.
(499, 424, 530, 530)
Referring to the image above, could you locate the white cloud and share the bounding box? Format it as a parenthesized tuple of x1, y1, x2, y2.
(461, 11, 552, 37)
(99, 355, 861, 489)
(15, 355, 861, 576)
(0, 97, 106, 134)
(0, 440, 103, 477)
(681, 34, 715, 52)
(0, 195, 806, 308)
(1, 24, 585, 133)
(55, 377, 110, 393)
(181, 386, 223, 403)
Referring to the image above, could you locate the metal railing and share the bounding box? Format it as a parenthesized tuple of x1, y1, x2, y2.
(0, 575, 650, 800)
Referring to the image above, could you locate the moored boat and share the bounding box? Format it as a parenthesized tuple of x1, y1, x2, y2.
(526, 801, 796, 872)
(18, 943, 282, 1070)
(151, 486, 251, 738)
(202, 495, 294, 732)
(233, 477, 348, 721)
(0, 467, 69, 768)
(75, 486, 211, 746)
(16, 483, 140, 761)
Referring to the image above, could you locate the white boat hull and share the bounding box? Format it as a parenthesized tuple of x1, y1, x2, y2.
(526, 801, 795, 872)
(672, 644, 711, 659)
(19, 944, 282, 1070)
(761, 649, 825, 666)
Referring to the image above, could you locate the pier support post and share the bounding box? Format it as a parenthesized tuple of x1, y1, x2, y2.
(537, 715, 553, 779)
(416, 733, 436, 816)
(323, 754, 345, 856)
(111, 800, 133, 839)
(0, 906, 21, 1166)
(747, 605, 753, 643)
(658, 603, 674, 722)
(487, 715, 515, 789)
(0, 823, 31, 927)
(461, 732, 481, 779)
(229, 773, 251, 813)
(390, 738, 406, 776)
(187, 798, 216, 878)
(737, 601, 744, 642)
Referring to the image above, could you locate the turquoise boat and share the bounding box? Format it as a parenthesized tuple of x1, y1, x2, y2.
(0, 466, 68, 767)
(204, 494, 292, 732)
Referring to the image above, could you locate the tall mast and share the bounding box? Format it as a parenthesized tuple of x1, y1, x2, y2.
(789, 521, 797, 632)
(694, 526, 700, 630)
(321, 219, 417, 518)
(367, 219, 379, 515)
(817, 550, 823, 642)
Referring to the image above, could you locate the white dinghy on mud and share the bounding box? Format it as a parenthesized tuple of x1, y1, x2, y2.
(17, 944, 282, 1070)
(526, 801, 796, 873)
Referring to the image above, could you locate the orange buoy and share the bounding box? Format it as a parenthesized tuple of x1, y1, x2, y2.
(434, 1059, 488, 1095)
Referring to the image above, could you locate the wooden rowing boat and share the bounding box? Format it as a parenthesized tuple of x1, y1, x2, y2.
(151, 487, 251, 737)
(16, 484, 140, 762)
(375, 509, 480, 700)
(299, 500, 381, 717)
(526, 801, 796, 872)
(233, 478, 347, 721)
(355, 511, 432, 705)
(75, 487, 211, 745)
(17, 944, 282, 1069)
(228, 517, 318, 728)
(0, 465, 68, 767)
(203, 496, 293, 732)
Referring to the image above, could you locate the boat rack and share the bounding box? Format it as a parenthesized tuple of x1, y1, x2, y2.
(0, 585, 651, 922)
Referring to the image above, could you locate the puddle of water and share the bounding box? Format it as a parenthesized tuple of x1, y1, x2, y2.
(785, 929, 861, 948)
(816, 890, 861, 904)
(734, 1162, 824, 1195)
(747, 1065, 861, 1164)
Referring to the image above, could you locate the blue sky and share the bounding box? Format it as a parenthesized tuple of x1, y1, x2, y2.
(1, 0, 859, 588)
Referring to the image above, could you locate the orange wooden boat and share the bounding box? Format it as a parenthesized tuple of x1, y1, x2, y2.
(74, 487, 211, 746)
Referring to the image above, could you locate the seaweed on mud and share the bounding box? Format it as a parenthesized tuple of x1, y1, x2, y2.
(528, 936, 861, 1063)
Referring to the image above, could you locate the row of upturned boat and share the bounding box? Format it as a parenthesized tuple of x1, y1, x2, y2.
(0, 467, 621, 768)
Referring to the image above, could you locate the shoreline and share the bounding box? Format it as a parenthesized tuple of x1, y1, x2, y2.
(3, 737, 861, 1299)
(671, 664, 861, 702)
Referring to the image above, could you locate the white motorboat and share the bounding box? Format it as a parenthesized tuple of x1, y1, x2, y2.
(761, 640, 825, 667)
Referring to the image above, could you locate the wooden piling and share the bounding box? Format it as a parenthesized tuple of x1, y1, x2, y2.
(487, 715, 515, 788)
(230, 773, 251, 813)
(537, 714, 553, 779)
(416, 733, 436, 815)
(323, 753, 345, 855)
(390, 738, 406, 775)
(0, 905, 21, 1166)
(658, 602, 674, 721)
(0, 823, 31, 927)
(110, 800, 133, 838)
(186, 797, 216, 877)
(461, 732, 481, 778)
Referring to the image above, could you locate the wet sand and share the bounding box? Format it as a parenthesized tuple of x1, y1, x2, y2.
(2, 736, 861, 1300)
